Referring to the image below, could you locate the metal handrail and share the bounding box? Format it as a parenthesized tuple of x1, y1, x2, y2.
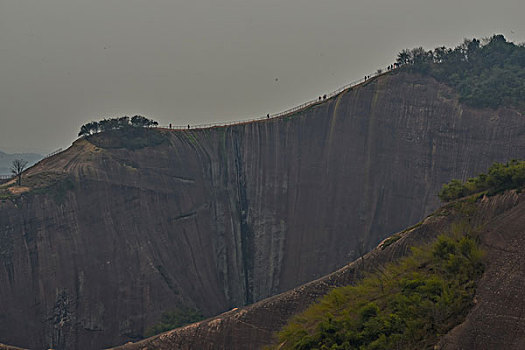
(159, 67, 394, 131)
(44, 148, 63, 159)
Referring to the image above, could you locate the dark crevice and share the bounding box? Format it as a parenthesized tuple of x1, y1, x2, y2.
(155, 265, 179, 295)
(233, 133, 255, 305)
(170, 212, 197, 222)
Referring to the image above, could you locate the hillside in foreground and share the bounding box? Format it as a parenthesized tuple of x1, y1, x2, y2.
(113, 189, 525, 349)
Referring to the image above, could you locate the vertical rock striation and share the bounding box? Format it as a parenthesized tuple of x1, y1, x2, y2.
(0, 72, 524, 349)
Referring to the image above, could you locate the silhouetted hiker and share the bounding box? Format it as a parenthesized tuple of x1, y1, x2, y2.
(187, 124, 190, 129)
(267, 114, 270, 119)
(323, 94, 327, 99)
(319, 96, 322, 101)
(169, 123, 172, 129)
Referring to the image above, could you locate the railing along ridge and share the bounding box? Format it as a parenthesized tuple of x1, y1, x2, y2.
(159, 67, 394, 131)
(44, 148, 63, 159)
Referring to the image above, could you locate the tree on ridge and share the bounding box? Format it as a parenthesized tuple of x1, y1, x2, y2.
(11, 159, 28, 186)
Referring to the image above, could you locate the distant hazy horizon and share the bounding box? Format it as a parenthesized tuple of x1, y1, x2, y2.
(0, 150, 43, 176)
(1, 0, 524, 154)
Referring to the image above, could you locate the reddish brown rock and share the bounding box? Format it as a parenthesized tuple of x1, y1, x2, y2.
(113, 192, 525, 350)
(0, 72, 524, 349)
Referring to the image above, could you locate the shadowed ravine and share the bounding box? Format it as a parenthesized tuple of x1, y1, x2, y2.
(0, 71, 524, 349)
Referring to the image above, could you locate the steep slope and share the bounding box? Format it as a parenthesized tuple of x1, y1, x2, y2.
(114, 191, 525, 350)
(0, 72, 524, 349)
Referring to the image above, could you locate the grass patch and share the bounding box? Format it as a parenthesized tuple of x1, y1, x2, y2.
(400, 221, 424, 234)
(380, 235, 401, 250)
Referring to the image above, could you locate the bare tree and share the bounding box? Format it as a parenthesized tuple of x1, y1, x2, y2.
(11, 159, 28, 186)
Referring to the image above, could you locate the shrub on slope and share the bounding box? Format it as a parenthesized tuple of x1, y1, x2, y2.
(438, 160, 525, 202)
(272, 224, 484, 350)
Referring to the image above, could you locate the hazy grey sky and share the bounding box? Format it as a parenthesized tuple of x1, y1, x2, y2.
(1, 0, 524, 153)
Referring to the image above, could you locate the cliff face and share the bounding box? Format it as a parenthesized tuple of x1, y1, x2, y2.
(0, 72, 524, 349)
(113, 191, 525, 350)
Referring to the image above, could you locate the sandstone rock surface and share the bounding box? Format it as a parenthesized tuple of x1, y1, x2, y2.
(0, 72, 524, 349)
(113, 192, 525, 350)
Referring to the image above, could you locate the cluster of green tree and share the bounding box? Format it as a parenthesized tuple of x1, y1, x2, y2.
(144, 307, 204, 338)
(438, 160, 525, 202)
(396, 35, 525, 108)
(78, 115, 158, 137)
(272, 228, 484, 350)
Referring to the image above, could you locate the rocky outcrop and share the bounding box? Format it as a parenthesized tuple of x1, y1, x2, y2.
(0, 72, 524, 349)
(113, 191, 525, 350)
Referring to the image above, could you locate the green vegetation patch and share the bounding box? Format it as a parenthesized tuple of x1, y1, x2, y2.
(439, 159, 525, 202)
(144, 307, 205, 338)
(397, 35, 525, 109)
(272, 227, 484, 350)
(380, 234, 401, 250)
